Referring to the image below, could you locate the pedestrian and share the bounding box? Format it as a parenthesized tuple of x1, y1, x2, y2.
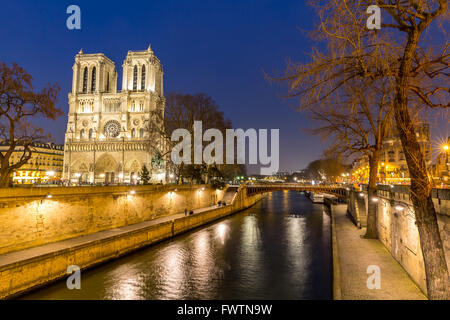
(184, 208, 188, 216)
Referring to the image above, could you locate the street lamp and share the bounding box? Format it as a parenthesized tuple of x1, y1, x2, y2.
(46, 171, 55, 177)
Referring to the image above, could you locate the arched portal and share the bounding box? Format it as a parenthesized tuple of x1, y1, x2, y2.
(95, 153, 119, 184)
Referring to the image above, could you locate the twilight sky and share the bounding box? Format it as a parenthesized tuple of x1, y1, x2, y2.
(0, 1, 448, 174)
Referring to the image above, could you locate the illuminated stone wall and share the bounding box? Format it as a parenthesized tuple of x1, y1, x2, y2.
(0, 185, 225, 255)
(348, 187, 450, 294)
(0, 187, 265, 299)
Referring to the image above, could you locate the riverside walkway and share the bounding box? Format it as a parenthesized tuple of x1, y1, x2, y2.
(332, 204, 426, 300)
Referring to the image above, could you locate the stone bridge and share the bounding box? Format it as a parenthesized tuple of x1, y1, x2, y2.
(244, 183, 348, 199)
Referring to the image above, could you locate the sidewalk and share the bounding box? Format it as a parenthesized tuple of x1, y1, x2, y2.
(332, 204, 426, 300)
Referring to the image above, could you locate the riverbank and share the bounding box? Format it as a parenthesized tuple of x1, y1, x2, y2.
(331, 203, 426, 300)
(0, 189, 265, 299)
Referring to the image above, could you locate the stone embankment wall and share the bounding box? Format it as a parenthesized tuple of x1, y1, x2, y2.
(347, 186, 450, 293)
(0, 186, 265, 299)
(0, 185, 225, 255)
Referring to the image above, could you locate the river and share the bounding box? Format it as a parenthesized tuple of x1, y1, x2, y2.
(22, 190, 332, 300)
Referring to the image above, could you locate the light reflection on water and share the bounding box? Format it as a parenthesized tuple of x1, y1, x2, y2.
(22, 191, 332, 300)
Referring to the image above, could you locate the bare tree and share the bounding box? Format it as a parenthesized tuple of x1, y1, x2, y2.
(274, 0, 449, 298)
(147, 92, 243, 184)
(374, 0, 449, 299)
(0, 62, 62, 187)
(309, 78, 395, 238)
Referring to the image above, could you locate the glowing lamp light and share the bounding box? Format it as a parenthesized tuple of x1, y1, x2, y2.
(46, 171, 55, 177)
(99, 173, 105, 178)
(443, 144, 449, 151)
(395, 205, 405, 211)
(371, 197, 379, 202)
(46, 193, 53, 199)
(201, 187, 205, 191)
(118, 173, 124, 179)
(169, 174, 174, 179)
(359, 193, 365, 197)
(129, 190, 136, 195)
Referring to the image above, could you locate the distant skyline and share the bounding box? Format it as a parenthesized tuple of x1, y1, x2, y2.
(1, 0, 447, 174)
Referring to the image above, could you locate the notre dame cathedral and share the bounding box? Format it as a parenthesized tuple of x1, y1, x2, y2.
(62, 46, 167, 184)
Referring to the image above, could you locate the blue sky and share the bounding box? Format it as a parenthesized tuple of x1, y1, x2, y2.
(0, 1, 447, 173)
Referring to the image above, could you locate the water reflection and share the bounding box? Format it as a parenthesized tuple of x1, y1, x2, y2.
(22, 191, 332, 300)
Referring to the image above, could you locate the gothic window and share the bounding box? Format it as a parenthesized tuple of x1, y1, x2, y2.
(82, 67, 88, 93)
(91, 67, 96, 92)
(80, 129, 85, 139)
(106, 72, 110, 92)
(131, 128, 136, 138)
(89, 129, 93, 139)
(104, 120, 121, 138)
(139, 128, 144, 138)
(133, 66, 138, 91)
(141, 65, 146, 90)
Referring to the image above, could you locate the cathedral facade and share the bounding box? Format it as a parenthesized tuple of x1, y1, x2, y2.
(63, 46, 167, 184)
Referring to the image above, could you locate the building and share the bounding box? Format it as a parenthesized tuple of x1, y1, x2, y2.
(351, 123, 432, 184)
(63, 46, 167, 184)
(0, 142, 64, 184)
(433, 136, 449, 185)
(379, 123, 431, 183)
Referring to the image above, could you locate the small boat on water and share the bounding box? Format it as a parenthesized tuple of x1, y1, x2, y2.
(310, 193, 325, 203)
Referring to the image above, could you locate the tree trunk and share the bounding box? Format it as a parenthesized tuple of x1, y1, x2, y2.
(177, 163, 184, 185)
(364, 150, 379, 239)
(394, 34, 450, 299)
(0, 168, 12, 188)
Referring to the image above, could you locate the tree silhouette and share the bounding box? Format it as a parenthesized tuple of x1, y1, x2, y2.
(0, 62, 62, 187)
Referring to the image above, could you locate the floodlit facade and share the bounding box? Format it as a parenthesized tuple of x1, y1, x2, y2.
(0, 142, 64, 184)
(63, 46, 167, 184)
(351, 123, 432, 184)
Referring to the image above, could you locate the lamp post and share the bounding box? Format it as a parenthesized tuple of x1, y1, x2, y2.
(443, 143, 449, 179)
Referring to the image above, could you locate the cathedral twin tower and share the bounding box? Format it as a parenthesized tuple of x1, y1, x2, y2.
(63, 46, 167, 184)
